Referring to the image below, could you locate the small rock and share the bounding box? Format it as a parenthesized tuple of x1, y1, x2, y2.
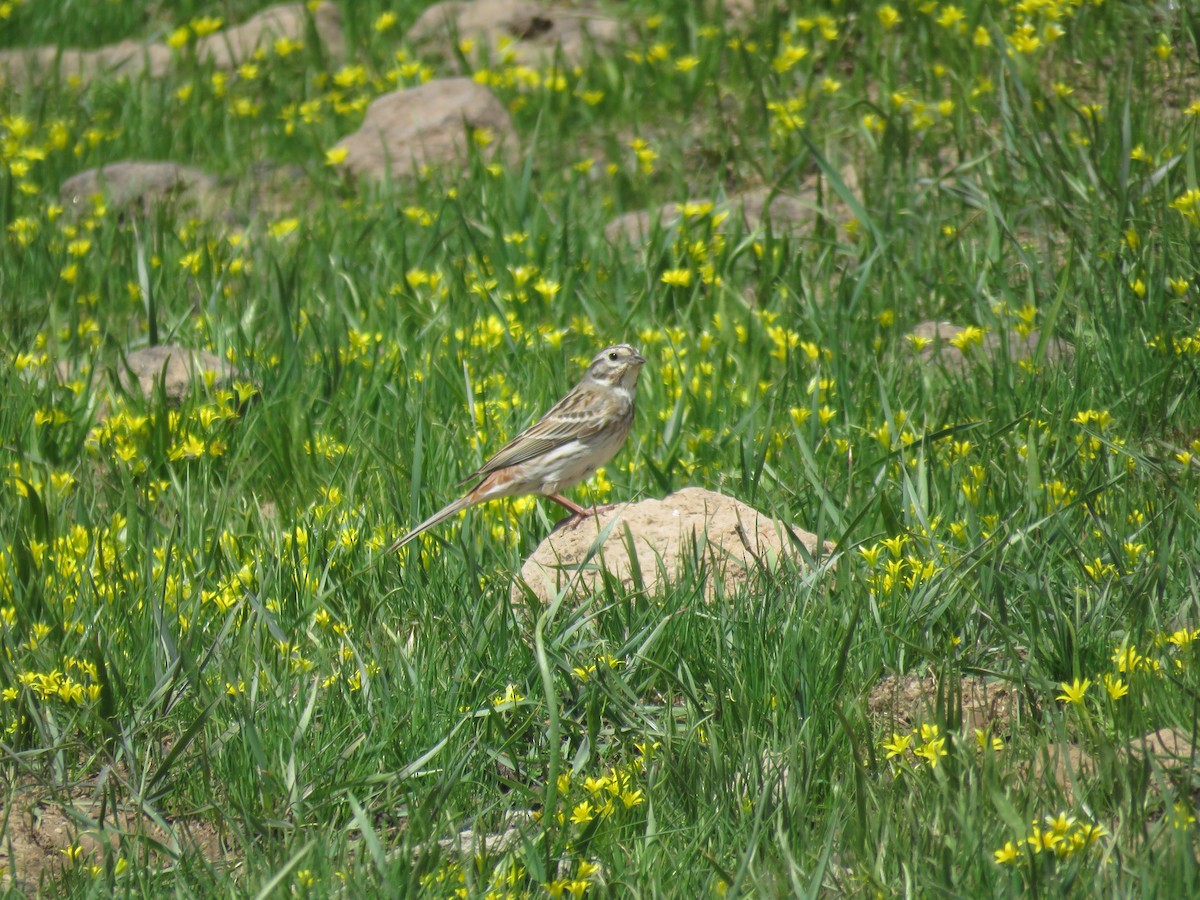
(1128, 727, 1195, 770)
(229, 160, 312, 220)
(196, 1, 344, 69)
(332, 78, 517, 181)
(1028, 740, 1096, 803)
(908, 320, 1073, 372)
(116, 345, 239, 401)
(868, 672, 1019, 736)
(0, 2, 340, 87)
(60, 161, 219, 219)
(407, 0, 623, 69)
(0, 40, 171, 86)
(515, 487, 832, 606)
(602, 188, 815, 245)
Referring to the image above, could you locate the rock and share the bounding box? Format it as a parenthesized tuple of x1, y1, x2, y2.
(60, 160, 314, 223)
(867, 672, 1019, 736)
(908, 320, 1073, 372)
(60, 161, 220, 219)
(515, 487, 832, 606)
(603, 188, 816, 244)
(1127, 727, 1196, 771)
(0, 2, 340, 87)
(431, 809, 533, 858)
(0, 792, 225, 893)
(195, 1, 343, 69)
(226, 160, 312, 220)
(0, 40, 171, 86)
(332, 78, 517, 181)
(407, 0, 623, 69)
(1027, 740, 1096, 803)
(116, 345, 240, 401)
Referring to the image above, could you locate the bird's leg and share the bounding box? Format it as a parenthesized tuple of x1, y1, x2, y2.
(546, 492, 591, 518)
(546, 493, 624, 529)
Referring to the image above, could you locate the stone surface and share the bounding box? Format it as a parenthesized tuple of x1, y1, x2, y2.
(116, 345, 239, 400)
(60, 159, 313, 222)
(195, 1, 343, 69)
(603, 188, 816, 244)
(0, 791, 225, 892)
(60, 161, 219, 219)
(515, 487, 832, 606)
(332, 78, 517, 181)
(1027, 740, 1096, 803)
(407, 0, 622, 68)
(1128, 727, 1196, 770)
(909, 320, 1073, 372)
(0, 39, 171, 85)
(867, 672, 1019, 736)
(0, 2, 341, 87)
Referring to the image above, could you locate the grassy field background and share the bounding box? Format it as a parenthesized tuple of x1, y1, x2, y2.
(2, 0, 1200, 895)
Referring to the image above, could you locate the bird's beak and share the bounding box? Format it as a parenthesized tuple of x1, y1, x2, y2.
(632, 350, 647, 366)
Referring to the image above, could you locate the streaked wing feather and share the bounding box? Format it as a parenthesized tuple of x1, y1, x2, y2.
(460, 393, 610, 482)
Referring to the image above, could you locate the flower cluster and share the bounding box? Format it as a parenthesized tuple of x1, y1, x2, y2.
(994, 812, 1108, 865)
(881, 721, 1004, 772)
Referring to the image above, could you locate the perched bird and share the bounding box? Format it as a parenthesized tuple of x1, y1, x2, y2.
(387, 343, 646, 553)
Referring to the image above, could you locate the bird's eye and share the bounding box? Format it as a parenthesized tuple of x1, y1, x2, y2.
(608, 351, 619, 361)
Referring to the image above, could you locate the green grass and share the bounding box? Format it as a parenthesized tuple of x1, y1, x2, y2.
(2, 0, 1200, 895)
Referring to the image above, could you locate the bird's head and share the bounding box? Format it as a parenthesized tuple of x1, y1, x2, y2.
(586, 343, 647, 391)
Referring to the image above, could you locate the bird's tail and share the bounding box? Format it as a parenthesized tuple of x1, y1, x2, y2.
(386, 495, 477, 555)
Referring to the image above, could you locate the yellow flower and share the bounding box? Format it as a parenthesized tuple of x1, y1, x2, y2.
(914, 733, 947, 768)
(179, 250, 203, 273)
(268, 218, 299, 240)
(569, 801, 595, 825)
(190, 15, 223, 37)
(877, 5, 901, 30)
(324, 146, 348, 167)
(936, 6, 965, 29)
(948, 326, 986, 351)
(1170, 188, 1200, 225)
(1102, 673, 1128, 700)
(1056, 677, 1090, 705)
(881, 732, 911, 759)
(974, 728, 1004, 752)
(1170, 802, 1196, 830)
(661, 268, 692, 287)
(993, 841, 1020, 864)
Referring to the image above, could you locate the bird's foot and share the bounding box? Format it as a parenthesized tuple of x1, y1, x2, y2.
(549, 499, 621, 531)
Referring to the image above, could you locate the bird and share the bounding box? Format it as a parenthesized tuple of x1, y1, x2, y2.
(387, 343, 647, 553)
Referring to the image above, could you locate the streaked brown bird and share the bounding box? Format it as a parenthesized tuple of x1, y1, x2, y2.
(387, 343, 646, 553)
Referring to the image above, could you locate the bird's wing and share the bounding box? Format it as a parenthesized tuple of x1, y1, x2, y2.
(460, 392, 609, 483)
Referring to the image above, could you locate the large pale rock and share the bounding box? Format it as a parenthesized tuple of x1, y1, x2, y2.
(0, 2, 340, 87)
(117, 345, 239, 400)
(195, 1, 343, 68)
(515, 487, 832, 605)
(407, 0, 623, 68)
(332, 78, 517, 181)
(908, 320, 1073, 372)
(60, 161, 219, 219)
